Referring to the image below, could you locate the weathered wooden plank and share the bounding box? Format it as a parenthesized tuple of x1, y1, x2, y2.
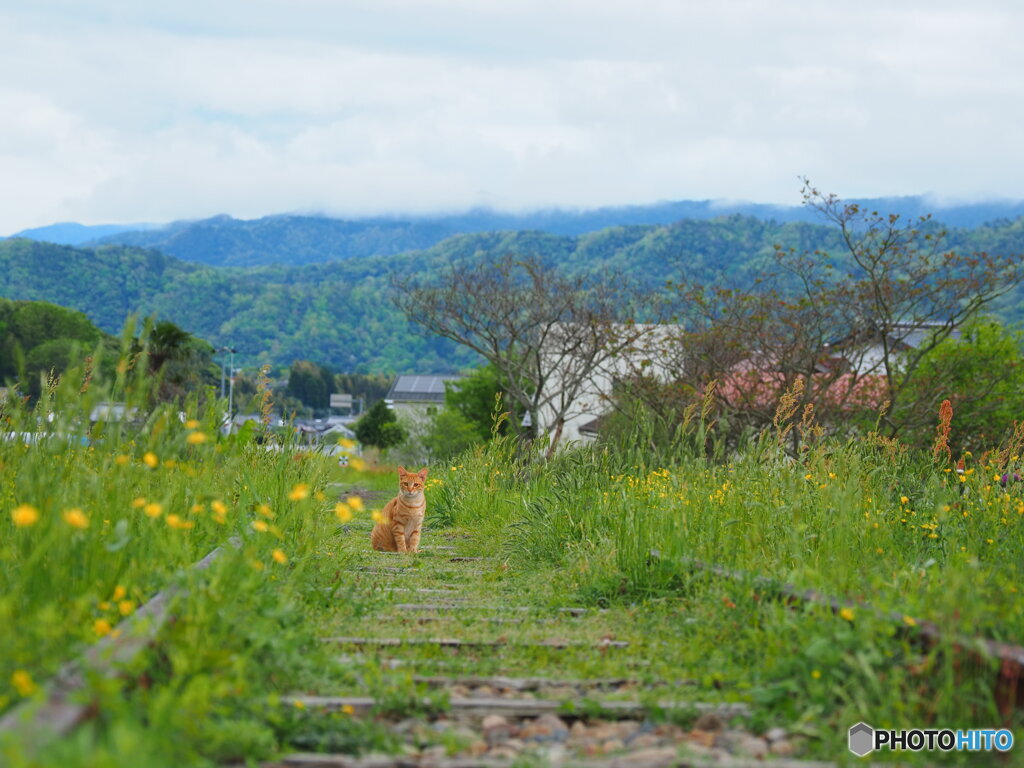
(282, 694, 747, 719)
(321, 636, 628, 649)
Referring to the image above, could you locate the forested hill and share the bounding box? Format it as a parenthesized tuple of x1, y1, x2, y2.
(69, 196, 1024, 268)
(2, 213, 1024, 373)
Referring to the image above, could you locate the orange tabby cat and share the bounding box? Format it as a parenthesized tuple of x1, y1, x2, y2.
(370, 466, 428, 553)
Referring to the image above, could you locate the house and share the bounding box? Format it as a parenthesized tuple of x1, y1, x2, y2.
(89, 402, 139, 422)
(536, 323, 673, 447)
(828, 321, 962, 376)
(385, 374, 462, 423)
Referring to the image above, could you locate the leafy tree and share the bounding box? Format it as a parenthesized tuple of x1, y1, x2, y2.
(896, 318, 1024, 453)
(354, 400, 407, 450)
(445, 364, 505, 441)
(286, 360, 333, 410)
(422, 409, 481, 460)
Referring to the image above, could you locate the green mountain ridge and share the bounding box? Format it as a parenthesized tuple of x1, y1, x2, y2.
(2, 213, 1023, 373)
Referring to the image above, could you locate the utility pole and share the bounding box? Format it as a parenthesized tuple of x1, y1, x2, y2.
(218, 346, 237, 433)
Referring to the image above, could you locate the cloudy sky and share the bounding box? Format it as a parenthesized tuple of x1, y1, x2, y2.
(2, 0, 1023, 234)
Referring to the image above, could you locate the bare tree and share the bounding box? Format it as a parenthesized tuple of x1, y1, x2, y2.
(656, 181, 1024, 443)
(393, 254, 648, 458)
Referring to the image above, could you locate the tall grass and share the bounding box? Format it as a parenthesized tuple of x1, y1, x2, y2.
(0, 329, 364, 766)
(440, 399, 1024, 746)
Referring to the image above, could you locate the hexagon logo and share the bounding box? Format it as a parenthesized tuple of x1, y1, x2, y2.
(848, 722, 875, 757)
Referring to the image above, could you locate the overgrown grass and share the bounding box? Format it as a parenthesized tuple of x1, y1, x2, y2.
(0, 337, 379, 766)
(432, 412, 1024, 761)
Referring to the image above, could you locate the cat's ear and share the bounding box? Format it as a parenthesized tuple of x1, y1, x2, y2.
(419, 467, 428, 478)
(397, 466, 407, 475)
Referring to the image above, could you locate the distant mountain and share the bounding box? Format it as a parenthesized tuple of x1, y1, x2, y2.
(2, 212, 1024, 373)
(7, 221, 156, 245)
(10, 196, 1024, 267)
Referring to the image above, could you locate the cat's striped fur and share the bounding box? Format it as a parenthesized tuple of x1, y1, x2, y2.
(370, 466, 428, 553)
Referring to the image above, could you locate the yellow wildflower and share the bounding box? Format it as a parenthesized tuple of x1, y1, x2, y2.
(804, 473, 812, 481)
(288, 483, 310, 501)
(166, 514, 193, 530)
(94, 618, 112, 637)
(11, 504, 39, 527)
(335, 502, 353, 523)
(62, 508, 89, 529)
(112, 586, 127, 601)
(272, 549, 287, 564)
(11, 670, 36, 697)
(350, 457, 366, 472)
(191, 503, 205, 514)
(118, 600, 134, 616)
(252, 520, 269, 532)
(346, 496, 364, 511)
(132, 497, 147, 509)
(143, 502, 163, 519)
(839, 607, 855, 622)
(256, 504, 274, 519)
(115, 454, 130, 466)
(341, 703, 355, 715)
(211, 500, 227, 515)
(99, 601, 111, 611)
(314, 490, 326, 502)
(185, 419, 201, 429)
(142, 452, 159, 468)
(186, 431, 207, 445)
(903, 615, 917, 627)
(338, 438, 356, 450)
(900, 496, 909, 504)
(294, 699, 306, 710)
(811, 670, 821, 680)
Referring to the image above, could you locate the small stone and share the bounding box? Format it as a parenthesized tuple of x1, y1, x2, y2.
(692, 713, 724, 732)
(450, 684, 470, 697)
(487, 746, 521, 759)
(610, 747, 679, 768)
(392, 718, 419, 734)
(535, 713, 569, 735)
(616, 720, 641, 738)
(627, 734, 662, 749)
(602, 738, 625, 754)
(770, 739, 796, 757)
(570, 721, 589, 738)
(764, 726, 787, 743)
(688, 730, 716, 749)
(482, 714, 509, 730)
(583, 741, 602, 757)
(420, 745, 448, 759)
(468, 740, 488, 756)
(472, 684, 497, 698)
(591, 723, 619, 741)
(719, 733, 768, 758)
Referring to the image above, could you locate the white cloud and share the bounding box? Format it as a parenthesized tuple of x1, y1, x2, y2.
(1, 1, 1024, 233)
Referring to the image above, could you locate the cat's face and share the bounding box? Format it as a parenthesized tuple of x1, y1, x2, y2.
(397, 466, 428, 497)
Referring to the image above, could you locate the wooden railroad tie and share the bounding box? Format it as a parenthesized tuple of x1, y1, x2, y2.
(408, 674, 688, 690)
(392, 603, 593, 616)
(321, 636, 629, 649)
(281, 694, 747, 719)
